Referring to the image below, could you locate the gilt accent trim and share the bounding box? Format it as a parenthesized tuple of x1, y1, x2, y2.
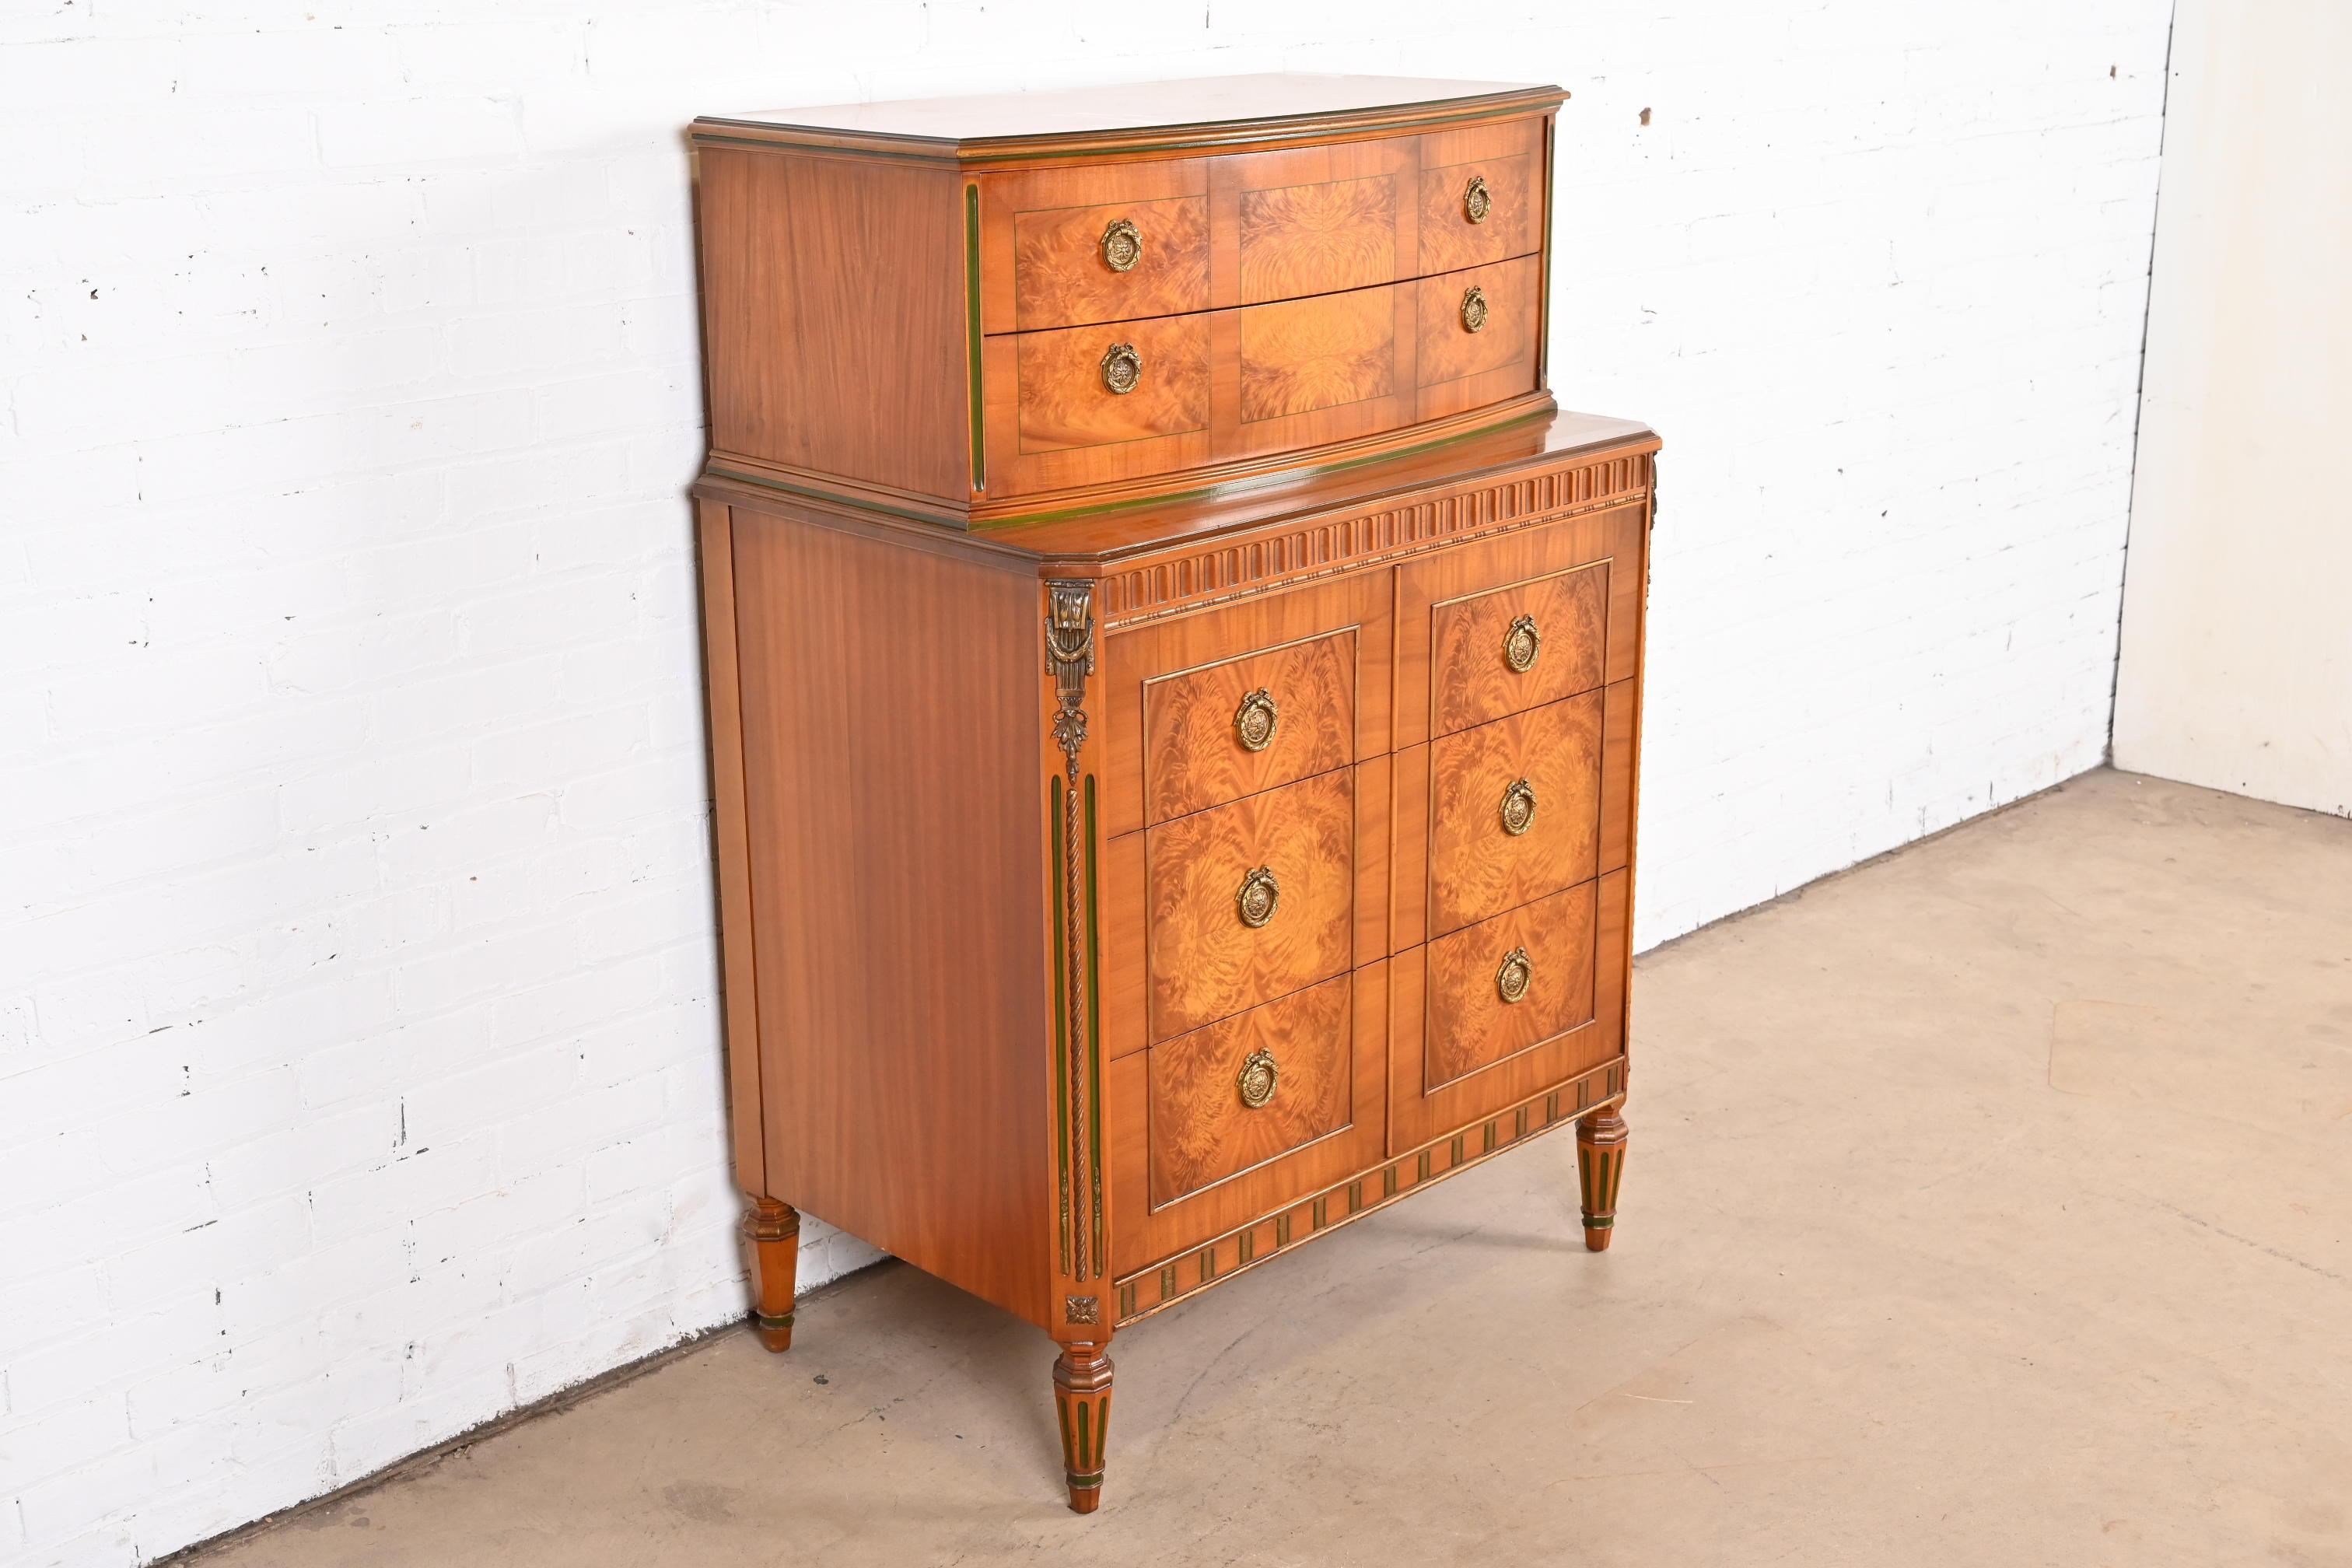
(1045, 581, 1102, 1284)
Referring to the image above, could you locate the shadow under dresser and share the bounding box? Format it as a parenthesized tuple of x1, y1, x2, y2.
(688, 72, 1656, 1512)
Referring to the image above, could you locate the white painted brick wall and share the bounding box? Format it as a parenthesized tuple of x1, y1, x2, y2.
(0, 3, 2170, 1561)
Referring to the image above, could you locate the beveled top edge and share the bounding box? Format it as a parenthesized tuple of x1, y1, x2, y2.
(691, 72, 1564, 160)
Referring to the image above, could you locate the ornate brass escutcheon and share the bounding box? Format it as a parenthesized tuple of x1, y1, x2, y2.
(1460, 285, 1489, 333)
(1496, 947, 1533, 1005)
(1236, 1047, 1279, 1110)
(1234, 688, 1279, 753)
(1236, 865, 1280, 929)
(1503, 613, 1542, 674)
(1500, 778, 1538, 837)
(1463, 173, 1492, 223)
(1101, 217, 1142, 272)
(1101, 341, 1143, 395)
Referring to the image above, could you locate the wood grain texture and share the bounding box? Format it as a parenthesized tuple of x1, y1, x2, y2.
(726, 502, 1052, 1328)
(1143, 629, 1356, 825)
(1013, 312, 1212, 454)
(1423, 878, 1598, 1090)
(1102, 570, 1392, 838)
(696, 146, 966, 501)
(1147, 973, 1353, 1206)
(1416, 254, 1540, 390)
(1109, 963, 1387, 1273)
(694, 499, 765, 1197)
(1427, 690, 1603, 936)
(1144, 768, 1354, 1041)
(1237, 173, 1400, 302)
(1415, 117, 1545, 275)
(1389, 868, 1626, 1152)
(1237, 285, 1399, 423)
(744, 1198, 800, 1351)
(1013, 194, 1211, 332)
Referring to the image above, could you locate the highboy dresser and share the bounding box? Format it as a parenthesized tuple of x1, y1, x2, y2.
(688, 75, 1656, 1512)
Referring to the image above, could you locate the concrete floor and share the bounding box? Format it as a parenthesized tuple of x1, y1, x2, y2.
(198, 769, 2352, 1566)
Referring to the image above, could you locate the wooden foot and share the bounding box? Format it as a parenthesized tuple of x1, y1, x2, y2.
(1577, 1106, 1628, 1251)
(744, 1196, 800, 1351)
(1052, 1342, 1114, 1513)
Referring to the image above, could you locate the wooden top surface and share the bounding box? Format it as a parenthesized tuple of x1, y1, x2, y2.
(694, 73, 1564, 159)
(989, 408, 1654, 564)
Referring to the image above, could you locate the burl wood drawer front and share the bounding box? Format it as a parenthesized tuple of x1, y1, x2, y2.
(1143, 629, 1356, 826)
(975, 126, 1535, 333)
(1415, 117, 1547, 278)
(1147, 972, 1352, 1208)
(1110, 963, 1388, 1276)
(1415, 254, 1541, 424)
(1143, 768, 1355, 1041)
(1395, 504, 1647, 750)
(1426, 690, 1602, 937)
(1101, 555, 1394, 839)
(1423, 880, 1596, 1090)
(1009, 313, 1213, 457)
(1389, 870, 1628, 1154)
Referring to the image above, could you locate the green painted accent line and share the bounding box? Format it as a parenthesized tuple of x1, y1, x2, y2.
(1237, 1230, 1255, 1265)
(1083, 776, 1106, 1275)
(1382, 1166, 1398, 1198)
(1199, 1248, 1216, 1283)
(1587, 1215, 1615, 1230)
(1118, 1282, 1136, 1318)
(1275, 1213, 1292, 1247)
(702, 466, 954, 527)
(754, 1310, 794, 1330)
(1067, 1473, 1104, 1490)
(688, 131, 957, 163)
(1577, 1076, 1590, 1111)
(1076, 1404, 1091, 1469)
(1347, 1181, 1363, 1214)
(1516, 1107, 1529, 1139)
(1546, 1091, 1562, 1123)
(1160, 1265, 1178, 1299)
(964, 185, 985, 489)
(1417, 1150, 1432, 1183)
(1484, 1122, 1498, 1153)
(1451, 1135, 1465, 1166)
(969, 406, 1557, 530)
(1048, 778, 1072, 1278)
(1312, 1196, 1328, 1230)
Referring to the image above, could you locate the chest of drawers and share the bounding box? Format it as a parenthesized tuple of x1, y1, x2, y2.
(688, 74, 1656, 1512)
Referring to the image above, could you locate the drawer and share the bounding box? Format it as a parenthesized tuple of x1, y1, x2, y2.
(1389, 870, 1626, 1153)
(1108, 963, 1388, 1277)
(1430, 557, 1608, 737)
(1144, 629, 1356, 826)
(1414, 117, 1547, 277)
(980, 261, 1537, 499)
(1144, 768, 1355, 1041)
(1423, 880, 1598, 1092)
(1426, 691, 1602, 937)
(976, 127, 1521, 333)
(1146, 973, 1353, 1208)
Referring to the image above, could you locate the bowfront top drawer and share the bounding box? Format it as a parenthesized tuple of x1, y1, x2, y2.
(1415, 117, 1546, 276)
(1144, 768, 1354, 1041)
(1429, 558, 1608, 737)
(1426, 690, 1603, 936)
(1144, 630, 1356, 825)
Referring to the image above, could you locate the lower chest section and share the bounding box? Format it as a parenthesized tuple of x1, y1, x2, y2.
(1089, 498, 1646, 1304)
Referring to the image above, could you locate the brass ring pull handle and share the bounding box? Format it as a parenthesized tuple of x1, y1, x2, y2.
(1234, 688, 1279, 753)
(1461, 285, 1489, 334)
(1500, 778, 1538, 837)
(1101, 217, 1143, 272)
(1496, 947, 1533, 1005)
(1464, 174, 1492, 223)
(1503, 613, 1542, 674)
(1101, 341, 1143, 395)
(1236, 1047, 1279, 1109)
(1236, 865, 1280, 929)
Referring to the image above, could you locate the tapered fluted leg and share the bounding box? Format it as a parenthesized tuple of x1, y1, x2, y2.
(1577, 1106, 1629, 1251)
(744, 1196, 800, 1351)
(1052, 1342, 1114, 1513)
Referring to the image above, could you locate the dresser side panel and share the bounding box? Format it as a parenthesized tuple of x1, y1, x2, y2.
(698, 147, 968, 502)
(727, 505, 1051, 1326)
